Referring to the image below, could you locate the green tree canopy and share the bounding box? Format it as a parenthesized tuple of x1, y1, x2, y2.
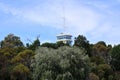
(92, 41, 110, 64)
(0, 34, 23, 48)
(0, 48, 17, 80)
(11, 50, 34, 68)
(32, 46, 90, 80)
(96, 41, 107, 47)
(27, 38, 40, 51)
(41, 41, 69, 49)
(96, 64, 113, 80)
(88, 73, 99, 80)
(41, 42, 57, 49)
(110, 44, 120, 71)
(11, 63, 30, 80)
(74, 35, 91, 57)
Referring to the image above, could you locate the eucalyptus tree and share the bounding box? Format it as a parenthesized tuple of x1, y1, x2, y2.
(1, 34, 23, 48)
(110, 44, 120, 71)
(32, 46, 90, 80)
(74, 35, 91, 57)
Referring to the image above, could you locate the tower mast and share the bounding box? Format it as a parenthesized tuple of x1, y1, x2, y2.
(62, 1, 66, 33)
(56, 1, 72, 45)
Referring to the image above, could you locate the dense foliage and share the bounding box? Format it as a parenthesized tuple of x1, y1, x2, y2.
(0, 33, 120, 80)
(110, 45, 120, 71)
(32, 46, 90, 80)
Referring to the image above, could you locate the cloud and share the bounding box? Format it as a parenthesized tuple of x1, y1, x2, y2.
(0, 0, 120, 45)
(0, 0, 102, 30)
(28, 1, 102, 35)
(65, 6, 102, 35)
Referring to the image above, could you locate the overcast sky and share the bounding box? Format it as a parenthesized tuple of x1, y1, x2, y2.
(0, 0, 120, 45)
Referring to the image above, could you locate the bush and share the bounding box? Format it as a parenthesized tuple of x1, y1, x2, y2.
(32, 46, 90, 80)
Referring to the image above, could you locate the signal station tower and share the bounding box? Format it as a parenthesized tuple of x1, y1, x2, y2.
(56, 2, 72, 45)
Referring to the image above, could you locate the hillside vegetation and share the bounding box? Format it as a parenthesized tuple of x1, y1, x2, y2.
(0, 33, 120, 80)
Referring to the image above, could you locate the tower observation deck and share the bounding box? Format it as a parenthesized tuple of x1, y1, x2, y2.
(56, 33, 72, 45)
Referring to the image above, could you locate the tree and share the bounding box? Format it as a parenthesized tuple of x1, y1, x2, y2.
(96, 64, 113, 80)
(92, 41, 110, 64)
(41, 42, 57, 49)
(32, 46, 90, 80)
(96, 41, 106, 47)
(11, 50, 34, 80)
(27, 38, 40, 51)
(113, 72, 120, 80)
(56, 41, 70, 47)
(41, 41, 69, 49)
(11, 63, 30, 80)
(88, 73, 99, 80)
(11, 50, 35, 68)
(90, 63, 114, 80)
(1, 34, 23, 48)
(74, 35, 91, 56)
(0, 48, 17, 80)
(110, 44, 120, 71)
(90, 56, 105, 65)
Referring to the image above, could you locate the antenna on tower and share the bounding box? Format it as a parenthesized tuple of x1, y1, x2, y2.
(27, 38, 32, 43)
(62, 1, 67, 33)
(37, 34, 40, 39)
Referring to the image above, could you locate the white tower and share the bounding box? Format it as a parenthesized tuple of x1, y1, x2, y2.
(56, 33, 72, 45)
(56, 1, 72, 45)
